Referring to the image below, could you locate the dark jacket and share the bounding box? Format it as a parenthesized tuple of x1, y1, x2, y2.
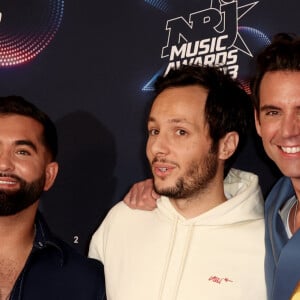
(265, 176, 300, 300)
(9, 212, 106, 300)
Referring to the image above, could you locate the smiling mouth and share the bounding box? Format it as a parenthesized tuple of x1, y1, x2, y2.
(0, 176, 18, 185)
(281, 146, 300, 154)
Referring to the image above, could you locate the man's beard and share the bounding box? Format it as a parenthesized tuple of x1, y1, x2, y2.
(153, 148, 218, 200)
(0, 173, 46, 216)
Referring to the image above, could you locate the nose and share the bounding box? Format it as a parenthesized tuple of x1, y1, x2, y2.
(147, 132, 170, 158)
(281, 114, 300, 138)
(0, 151, 14, 172)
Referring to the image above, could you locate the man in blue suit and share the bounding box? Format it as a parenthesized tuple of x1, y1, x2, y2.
(252, 33, 300, 300)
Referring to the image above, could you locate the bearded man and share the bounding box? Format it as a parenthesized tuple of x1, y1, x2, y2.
(89, 65, 266, 300)
(0, 96, 105, 300)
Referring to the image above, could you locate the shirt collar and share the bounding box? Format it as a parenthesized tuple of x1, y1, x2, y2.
(32, 211, 65, 265)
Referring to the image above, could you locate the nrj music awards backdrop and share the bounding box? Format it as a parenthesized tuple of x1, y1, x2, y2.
(0, 0, 299, 254)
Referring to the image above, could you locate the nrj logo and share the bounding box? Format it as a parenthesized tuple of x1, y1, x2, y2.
(162, 0, 257, 78)
(142, 0, 270, 91)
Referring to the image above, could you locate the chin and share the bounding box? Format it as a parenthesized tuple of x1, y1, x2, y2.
(154, 184, 169, 194)
(154, 182, 173, 195)
(279, 168, 300, 179)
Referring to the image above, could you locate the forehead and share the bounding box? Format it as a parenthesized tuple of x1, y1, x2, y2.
(0, 114, 43, 140)
(150, 85, 208, 121)
(260, 71, 300, 106)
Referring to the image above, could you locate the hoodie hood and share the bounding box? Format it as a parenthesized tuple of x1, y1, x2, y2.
(156, 168, 264, 226)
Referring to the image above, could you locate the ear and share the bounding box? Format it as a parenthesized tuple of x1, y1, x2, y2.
(254, 109, 262, 137)
(43, 161, 59, 191)
(218, 131, 239, 160)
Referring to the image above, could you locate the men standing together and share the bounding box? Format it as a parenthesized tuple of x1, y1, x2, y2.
(3, 32, 300, 300)
(121, 33, 300, 300)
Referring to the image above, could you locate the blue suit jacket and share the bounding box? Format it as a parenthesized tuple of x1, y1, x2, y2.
(265, 176, 300, 300)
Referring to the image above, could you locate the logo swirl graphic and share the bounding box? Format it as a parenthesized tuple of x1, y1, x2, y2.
(142, 0, 270, 92)
(0, 0, 64, 67)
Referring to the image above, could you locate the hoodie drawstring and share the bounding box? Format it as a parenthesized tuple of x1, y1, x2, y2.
(158, 218, 195, 300)
(172, 224, 195, 300)
(158, 217, 179, 300)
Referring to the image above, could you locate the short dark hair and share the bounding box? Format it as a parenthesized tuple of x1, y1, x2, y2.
(0, 95, 58, 160)
(252, 33, 300, 111)
(154, 65, 252, 152)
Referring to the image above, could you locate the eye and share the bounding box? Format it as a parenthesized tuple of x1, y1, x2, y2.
(16, 149, 31, 156)
(265, 110, 279, 116)
(148, 129, 159, 136)
(175, 129, 187, 136)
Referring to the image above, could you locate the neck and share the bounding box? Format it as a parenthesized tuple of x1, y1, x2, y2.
(0, 204, 38, 300)
(291, 178, 300, 201)
(170, 178, 227, 219)
(289, 179, 300, 234)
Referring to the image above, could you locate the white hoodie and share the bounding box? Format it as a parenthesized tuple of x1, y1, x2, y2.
(89, 169, 266, 300)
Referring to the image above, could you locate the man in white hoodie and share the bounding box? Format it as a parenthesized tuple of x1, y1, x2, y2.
(89, 65, 266, 299)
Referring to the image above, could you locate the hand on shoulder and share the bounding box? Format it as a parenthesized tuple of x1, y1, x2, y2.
(123, 178, 159, 211)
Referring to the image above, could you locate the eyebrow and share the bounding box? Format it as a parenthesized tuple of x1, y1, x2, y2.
(15, 140, 38, 153)
(260, 104, 300, 111)
(259, 104, 280, 111)
(148, 116, 190, 124)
